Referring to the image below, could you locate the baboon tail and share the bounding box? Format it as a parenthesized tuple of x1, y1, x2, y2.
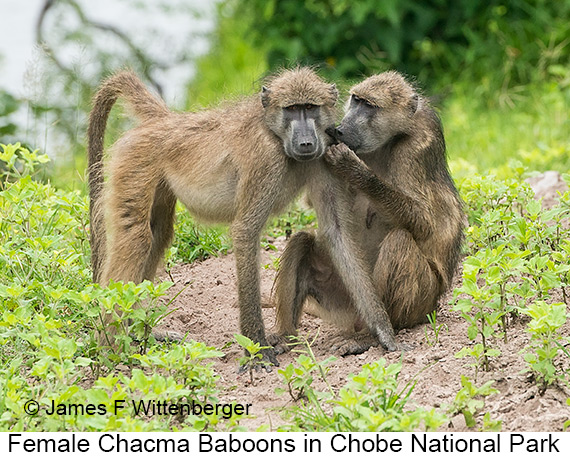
(273, 231, 316, 332)
(87, 70, 169, 282)
(276, 231, 315, 278)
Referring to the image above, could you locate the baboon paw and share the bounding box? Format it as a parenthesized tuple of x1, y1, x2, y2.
(374, 326, 398, 352)
(261, 347, 279, 370)
(325, 143, 363, 170)
(325, 143, 353, 167)
(330, 334, 378, 356)
(267, 333, 296, 355)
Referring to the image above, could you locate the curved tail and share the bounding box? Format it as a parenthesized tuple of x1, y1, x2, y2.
(272, 231, 316, 334)
(87, 70, 169, 282)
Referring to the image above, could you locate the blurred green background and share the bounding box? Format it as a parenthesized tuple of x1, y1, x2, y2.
(1, 0, 569, 186)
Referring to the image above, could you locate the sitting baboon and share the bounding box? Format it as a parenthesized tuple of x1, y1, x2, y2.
(89, 67, 400, 365)
(270, 71, 464, 355)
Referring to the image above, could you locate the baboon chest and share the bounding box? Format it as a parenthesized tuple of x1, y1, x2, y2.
(351, 193, 391, 269)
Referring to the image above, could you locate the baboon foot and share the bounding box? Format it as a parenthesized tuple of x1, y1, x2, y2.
(267, 333, 298, 355)
(330, 332, 379, 356)
(261, 346, 279, 370)
(373, 325, 398, 352)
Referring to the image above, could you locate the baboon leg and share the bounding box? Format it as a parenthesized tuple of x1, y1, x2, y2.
(373, 229, 440, 329)
(231, 179, 284, 367)
(143, 181, 177, 280)
(232, 220, 278, 366)
(98, 217, 154, 347)
(271, 229, 371, 355)
(142, 182, 181, 343)
(98, 168, 158, 347)
(101, 192, 156, 284)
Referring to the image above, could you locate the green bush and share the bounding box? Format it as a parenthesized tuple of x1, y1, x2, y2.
(0, 144, 242, 431)
(229, 0, 570, 95)
(453, 171, 570, 386)
(277, 356, 447, 431)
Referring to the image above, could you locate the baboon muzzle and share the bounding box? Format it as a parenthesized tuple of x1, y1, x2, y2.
(325, 126, 340, 144)
(330, 125, 361, 152)
(293, 124, 318, 155)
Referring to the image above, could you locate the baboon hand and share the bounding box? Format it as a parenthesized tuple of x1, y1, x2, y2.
(330, 332, 379, 356)
(267, 333, 295, 355)
(324, 143, 368, 180)
(374, 325, 398, 352)
(261, 346, 279, 369)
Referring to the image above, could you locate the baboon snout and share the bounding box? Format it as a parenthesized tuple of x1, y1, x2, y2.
(326, 126, 347, 142)
(325, 126, 340, 144)
(292, 127, 319, 155)
(298, 136, 316, 153)
(332, 124, 361, 151)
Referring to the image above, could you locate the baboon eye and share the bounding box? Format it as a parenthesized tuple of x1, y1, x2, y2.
(284, 104, 317, 112)
(353, 95, 376, 109)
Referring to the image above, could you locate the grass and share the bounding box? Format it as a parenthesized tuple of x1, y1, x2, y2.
(444, 81, 570, 177)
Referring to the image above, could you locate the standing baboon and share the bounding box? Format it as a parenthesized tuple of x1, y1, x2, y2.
(270, 71, 464, 356)
(88, 67, 393, 366)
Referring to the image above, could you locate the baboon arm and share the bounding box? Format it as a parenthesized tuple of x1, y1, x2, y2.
(230, 167, 289, 365)
(325, 143, 433, 240)
(308, 169, 397, 351)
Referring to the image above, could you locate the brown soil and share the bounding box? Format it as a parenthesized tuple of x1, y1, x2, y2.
(157, 175, 570, 432)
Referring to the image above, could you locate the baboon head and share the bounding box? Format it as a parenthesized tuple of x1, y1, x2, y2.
(332, 71, 420, 154)
(261, 67, 338, 162)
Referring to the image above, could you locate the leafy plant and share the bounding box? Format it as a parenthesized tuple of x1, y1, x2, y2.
(424, 310, 448, 346)
(521, 301, 568, 393)
(276, 333, 336, 402)
(232, 0, 570, 98)
(454, 171, 570, 379)
(234, 334, 271, 383)
(95, 280, 174, 361)
(0, 144, 243, 432)
(447, 376, 500, 430)
(455, 344, 501, 383)
(278, 357, 447, 432)
(453, 268, 503, 374)
(170, 205, 231, 265)
(0, 143, 50, 184)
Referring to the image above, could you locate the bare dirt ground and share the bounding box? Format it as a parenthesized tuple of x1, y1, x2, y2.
(157, 174, 570, 432)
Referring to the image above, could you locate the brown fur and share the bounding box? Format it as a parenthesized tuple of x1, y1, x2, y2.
(270, 71, 464, 355)
(87, 68, 339, 365)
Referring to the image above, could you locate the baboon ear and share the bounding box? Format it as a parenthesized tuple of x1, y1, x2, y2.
(409, 93, 419, 115)
(329, 83, 339, 103)
(261, 86, 271, 108)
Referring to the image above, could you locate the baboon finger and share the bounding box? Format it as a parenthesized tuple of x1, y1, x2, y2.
(330, 331, 380, 356)
(267, 333, 296, 355)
